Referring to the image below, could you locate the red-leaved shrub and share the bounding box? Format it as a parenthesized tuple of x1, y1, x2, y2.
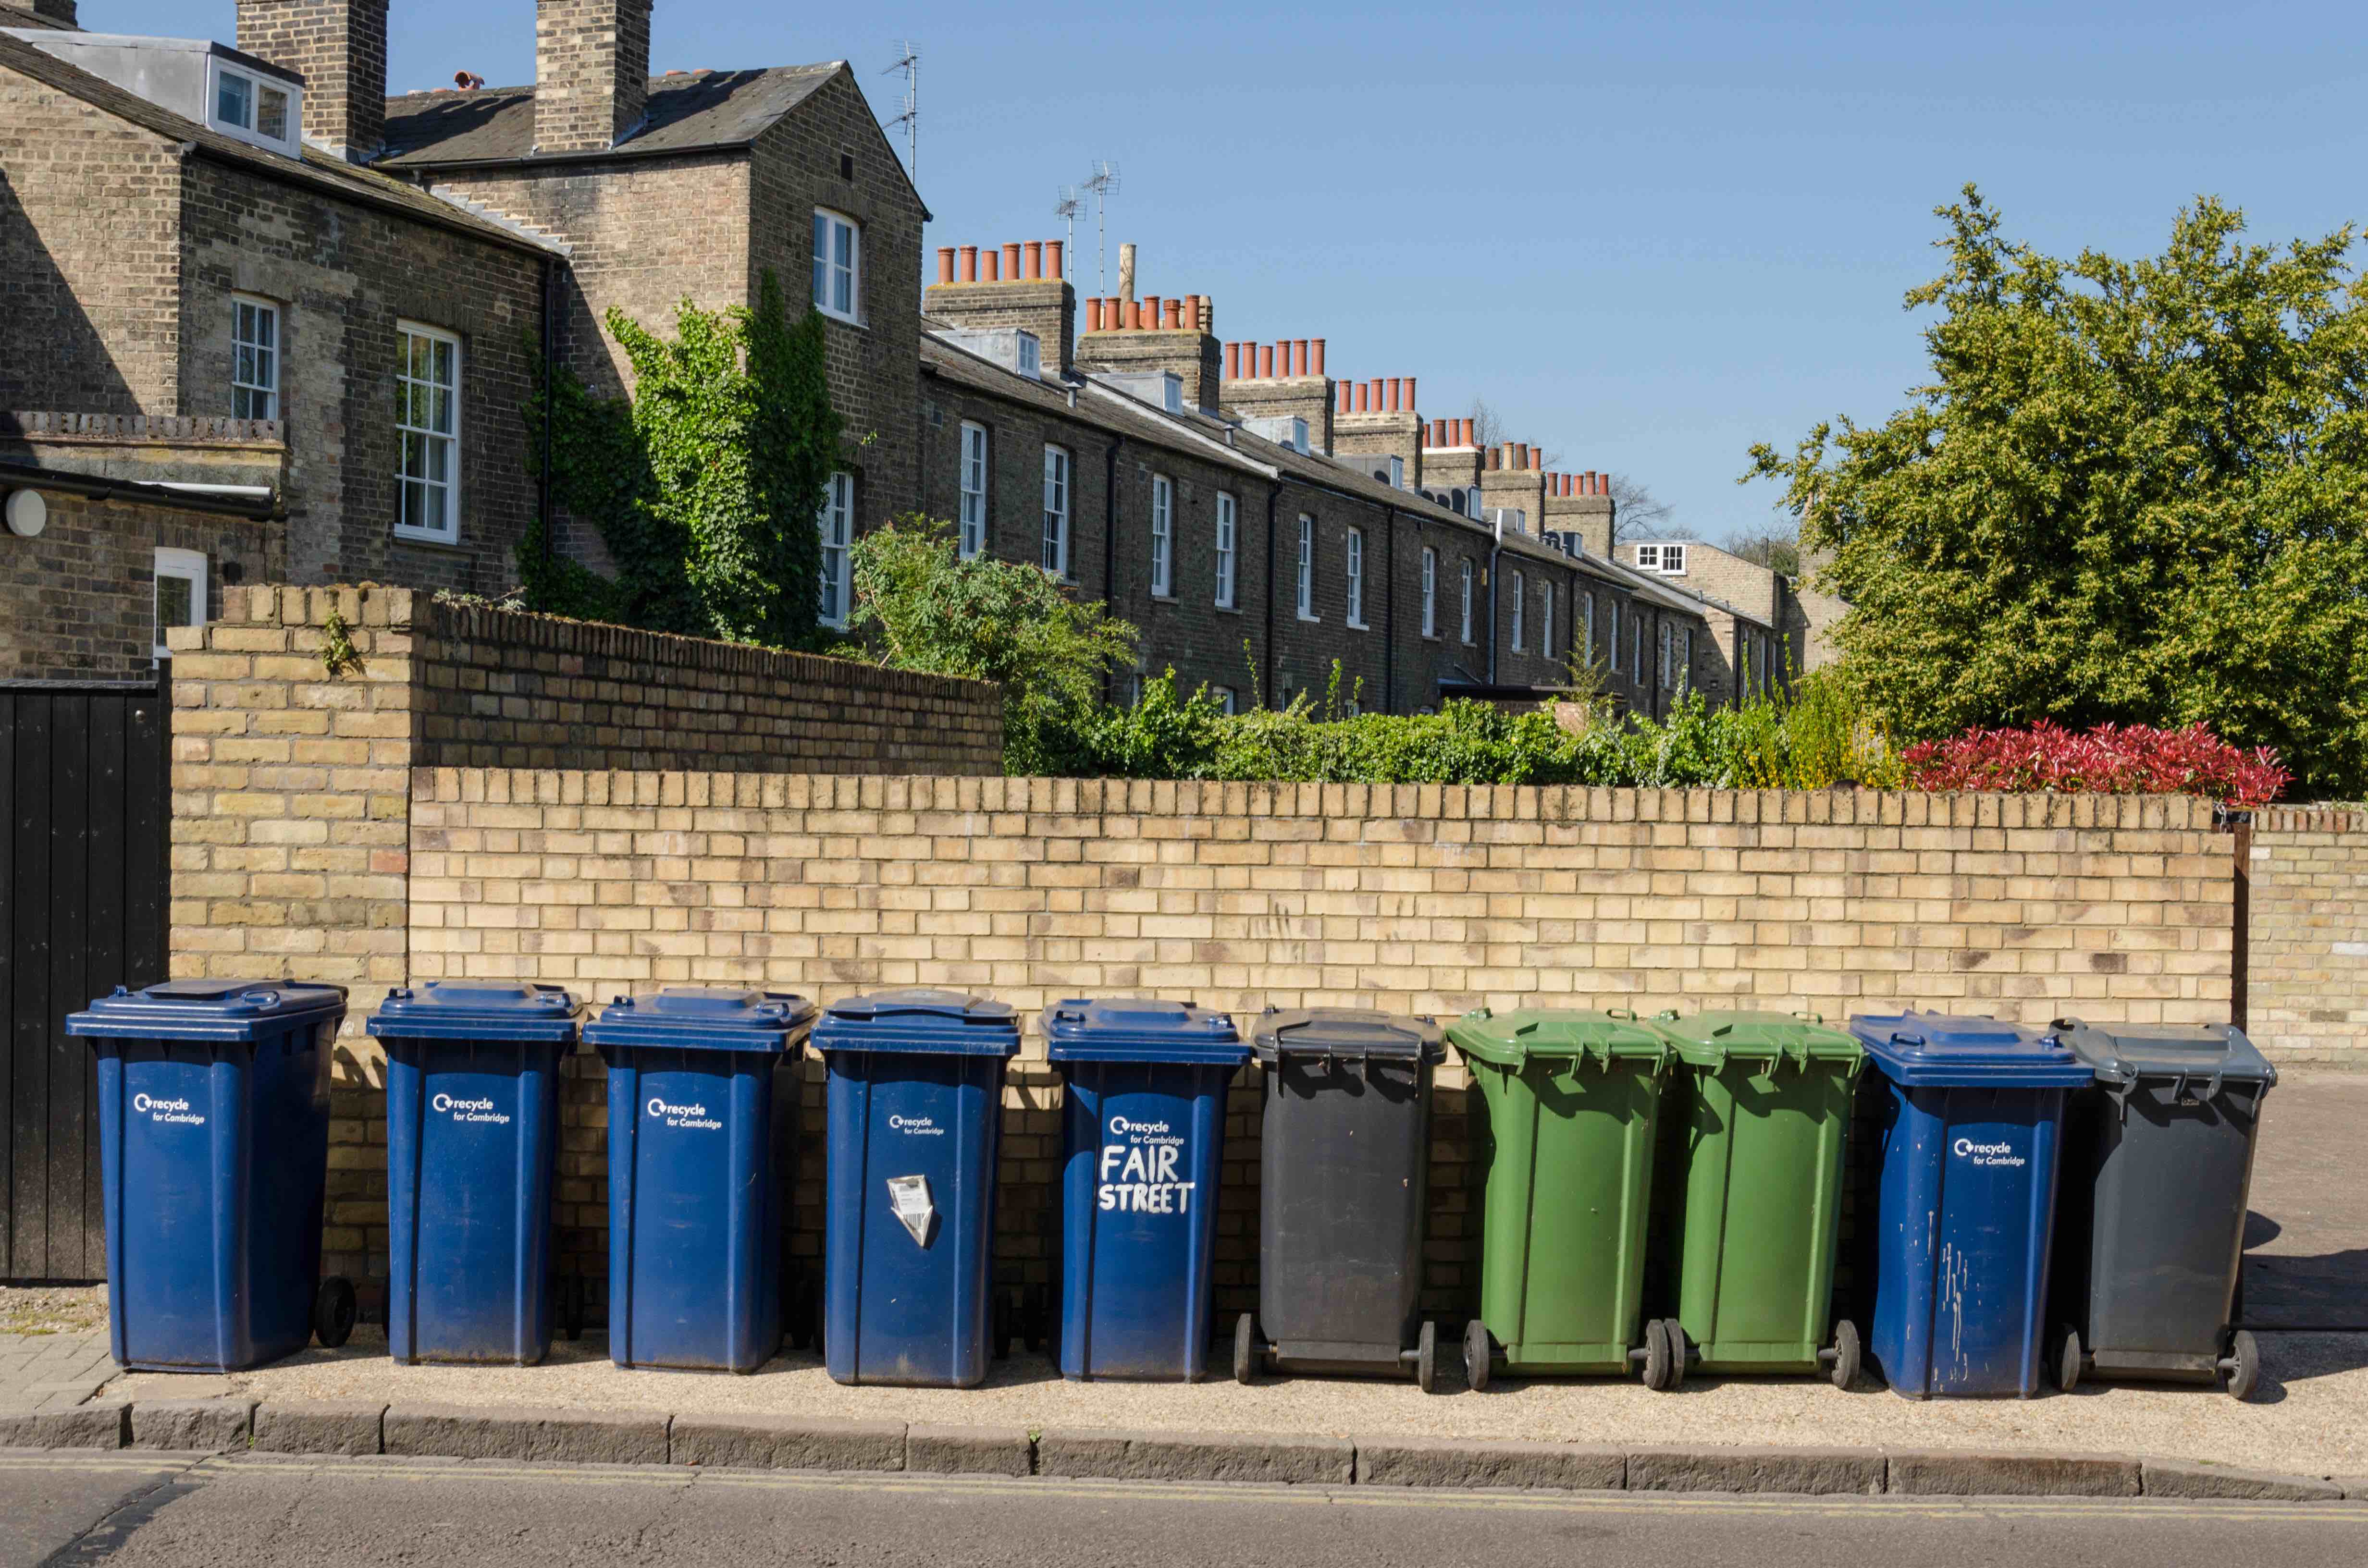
(1902, 722, 2288, 809)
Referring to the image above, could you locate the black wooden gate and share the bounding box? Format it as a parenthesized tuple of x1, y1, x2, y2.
(0, 669, 171, 1281)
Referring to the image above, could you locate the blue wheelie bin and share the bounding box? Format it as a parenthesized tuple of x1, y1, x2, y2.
(368, 982, 581, 1364)
(584, 988, 814, 1373)
(67, 980, 354, 1371)
(1044, 998, 1247, 1381)
(1848, 1009, 2093, 1397)
(812, 989, 1020, 1387)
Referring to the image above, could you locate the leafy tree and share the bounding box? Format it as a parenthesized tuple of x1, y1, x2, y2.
(1746, 187, 2368, 796)
(518, 269, 841, 647)
(1721, 522, 1801, 576)
(843, 516, 1139, 774)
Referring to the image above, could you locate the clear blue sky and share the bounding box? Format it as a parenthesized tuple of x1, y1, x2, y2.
(112, 1, 2368, 544)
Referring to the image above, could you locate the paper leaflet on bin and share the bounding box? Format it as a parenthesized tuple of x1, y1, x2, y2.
(887, 1174, 935, 1245)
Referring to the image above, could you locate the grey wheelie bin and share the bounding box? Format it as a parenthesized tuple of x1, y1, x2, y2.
(1234, 1007, 1446, 1390)
(2046, 1019, 2277, 1399)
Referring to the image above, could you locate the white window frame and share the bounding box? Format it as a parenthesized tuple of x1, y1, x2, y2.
(1679, 626, 1694, 691)
(1459, 559, 1474, 644)
(1212, 686, 1237, 715)
(1609, 599, 1623, 673)
(1663, 543, 1687, 574)
(1509, 569, 1526, 650)
(1659, 619, 1674, 688)
(1541, 581, 1554, 660)
(1148, 474, 1175, 597)
(152, 547, 207, 662)
(1420, 547, 1437, 637)
(816, 470, 854, 627)
(812, 208, 862, 325)
(232, 294, 278, 420)
(209, 58, 299, 155)
(1295, 514, 1316, 620)
(1635, 543, 1661, 571)
(1042, 445, 1071, 576)
(958, 421, 988, 559)
(1346, 527, 1366, 628)
(1581, 592, 1595, 664)
(1634, 615, 1647, 683)
(393, 321, 461, 544)
(1214, 491, 1237, 608)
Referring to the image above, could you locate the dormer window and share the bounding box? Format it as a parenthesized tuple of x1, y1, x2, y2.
(211, 60, 300, 154)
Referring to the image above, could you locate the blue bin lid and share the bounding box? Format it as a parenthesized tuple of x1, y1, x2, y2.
(1848, 1008, 2092, 1089)
(366, 982, 581, 1043)
(66, 979, 349, 1042)
(812, 988, 1020, 1058)
(1041, 998, 1247, 1066)
(581, 987, 816, 1054)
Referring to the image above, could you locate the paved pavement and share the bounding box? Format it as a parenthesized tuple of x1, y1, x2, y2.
(2243, 1073, 2368, 1330)
(0, 1334, 115, 1415)
(2, 1450, 2363, 1568)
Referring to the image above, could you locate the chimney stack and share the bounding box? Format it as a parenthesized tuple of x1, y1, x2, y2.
(235, 0, 390, 159)
(29, 0, 77, 21)
(533, 0, 652, 154)
(925, 236, 1081, 377)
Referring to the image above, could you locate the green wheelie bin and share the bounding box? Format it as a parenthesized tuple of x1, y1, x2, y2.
(1450, 1008, 1675, 1391)
(1645, 1011, 1866, 1388)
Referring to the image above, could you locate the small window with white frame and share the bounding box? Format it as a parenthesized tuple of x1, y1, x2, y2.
(1509, 568, 1525, 649)
(1541, 581, 1554, 659)
(1459, 559, 1474, 643)
(1420, 547, 1437, 637)
(1659, 620, 1674, 688)
(1679, 626, 1693, 690)
(210, 57, 299, 154)
(1635, 541, 1686, 575)
(816, 470, 853, 627)
(1214, 491, 1237, 608)
(1346, 527, 1366, 627)
(1295, 514, 1316, 620)
(1212, 685, 1237, 715)
(232, 295, 278, 420)
(152, 547, 207, 662)
(1581, 591, 1595, 664)
(1609, 598, 1623, 673)
(1042, 445, 1071, 576)
(812, 209, 862, 324)
(394, 321, 460, 543)
(958, 421, 988, 559)
(1634, 615, 1647, 683)
(1150, 474, 1174, 596)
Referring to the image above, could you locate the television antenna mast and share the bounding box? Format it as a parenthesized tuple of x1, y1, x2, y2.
(1082, 161, 1120, 291)
(883, 42, 919, 182)
(1055, 185, 1083, 260)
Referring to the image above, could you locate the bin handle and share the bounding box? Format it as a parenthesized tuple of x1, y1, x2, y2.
(1792, 1010, 1825, 1025)
(1889, 1031, 1927, 1050)
(1605, 1007, 1637, 1021)
(1654, 1009, 1681, 1023)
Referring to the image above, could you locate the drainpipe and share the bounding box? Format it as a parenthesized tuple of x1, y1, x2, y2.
(1486, 519, 1502, 686)
(1104, 436, 1123, 703)
(538, 257, 558, 570)
(1263, 484, 1281, 708)
(1383, 505, 1398, 713)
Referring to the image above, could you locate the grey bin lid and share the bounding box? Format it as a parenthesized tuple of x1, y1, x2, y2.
(2051, 1018, 2277, 1094)
(1252, 1006, 1443, 1065)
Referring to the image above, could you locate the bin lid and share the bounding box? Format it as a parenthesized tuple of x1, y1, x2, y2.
(365, 982, 581, 1043)
(1647, 1010, 1863, 1069)
(65, 978, 349, 1042)
(1446, 1007, 1670, 1070)
(2050, 1018, 2277, 1093)
(1252, 1007, 1443, 1065)
(581, 987, 816, 1054)
(811, 988, 1021, 1058)
(1848, 1009, 2091, 1089)
(1041, 998, 1248, 1066)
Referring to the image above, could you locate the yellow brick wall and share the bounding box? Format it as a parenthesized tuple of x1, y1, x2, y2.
(370, 767, 2233, 1325)
(2245, 806, 2368, 1066)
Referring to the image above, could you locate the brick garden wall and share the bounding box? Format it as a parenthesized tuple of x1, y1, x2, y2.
(389, 769, 2232, 1327)
(2245, 806, 2368, 1066)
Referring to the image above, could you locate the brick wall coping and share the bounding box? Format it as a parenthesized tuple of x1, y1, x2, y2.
(2251, 805, 2368, 834)
(408, 764, 2221, 830)
(219, 583, 998, 706)
(3, 411, 286, 448)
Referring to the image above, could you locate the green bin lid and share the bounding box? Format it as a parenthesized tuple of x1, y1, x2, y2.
(1445, 1007, 1671, 1069)
(1646, 1010, 1863, 1069)
(2050, 1018, 2277, 1093)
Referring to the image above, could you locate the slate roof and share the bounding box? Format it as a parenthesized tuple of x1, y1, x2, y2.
(0, 32, 563, 256)
(381, 64, 836, 166)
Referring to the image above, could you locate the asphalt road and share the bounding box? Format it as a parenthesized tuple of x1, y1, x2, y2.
(6, 1451, 2365, 1568)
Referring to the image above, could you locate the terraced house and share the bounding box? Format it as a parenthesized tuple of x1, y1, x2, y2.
(1, 0, 1796, 715)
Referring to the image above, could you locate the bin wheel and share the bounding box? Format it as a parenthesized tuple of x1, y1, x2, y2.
(1829, 1318, 1861, 1390)
(2049, 1324, 2084, 1393)
(1642, 1319, 1676, 1391)
(2223, 1329, 2262, 1402)
(1415, 1321, 1438, 1394)
(1233, 1312, 1258, 1385)
(994, 1291, 1015, 1360)
(313, 1276, 358, 1350)
(1662, 1320, 1690, 1391)
(1463, 1319, 1492, 1394)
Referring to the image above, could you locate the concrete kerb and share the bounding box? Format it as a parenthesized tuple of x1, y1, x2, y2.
(10, 1400, 2368, 1503)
